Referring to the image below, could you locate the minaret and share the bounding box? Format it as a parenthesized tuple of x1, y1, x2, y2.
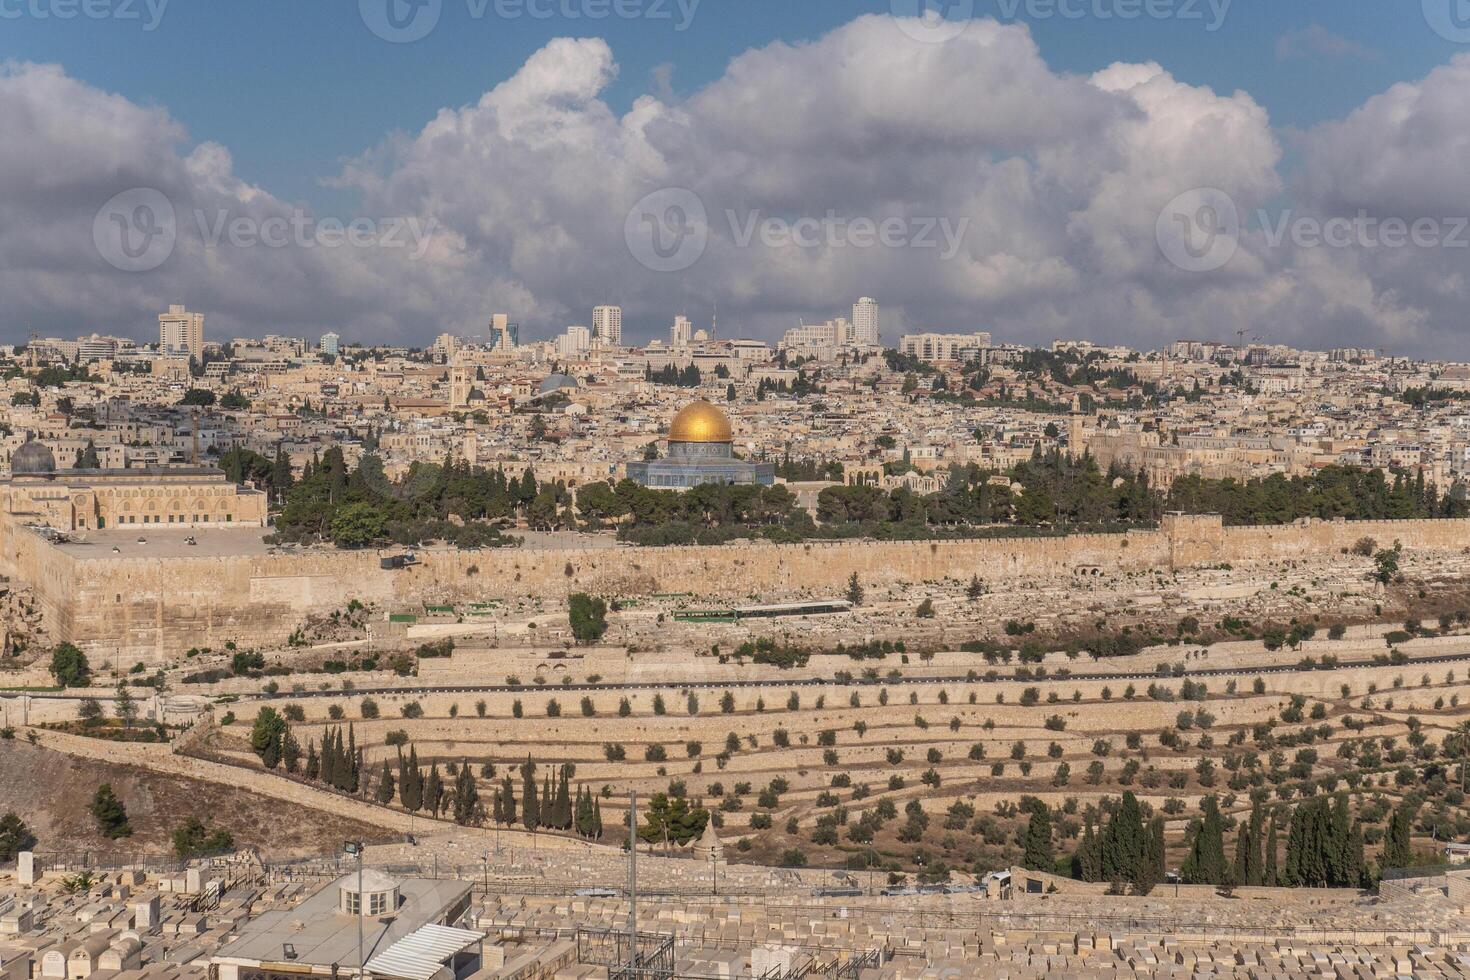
(1068, 395, 1085, 459)
(463, 422, 479, 467)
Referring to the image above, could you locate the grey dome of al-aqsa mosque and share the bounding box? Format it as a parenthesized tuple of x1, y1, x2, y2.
(539, 373, 580, 395)
(10, 440, 56, 475)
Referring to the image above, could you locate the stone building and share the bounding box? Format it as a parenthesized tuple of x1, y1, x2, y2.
(0, 440, 267, 533)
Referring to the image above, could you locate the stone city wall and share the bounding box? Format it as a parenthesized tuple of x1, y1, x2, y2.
(12, 514, 1470, 660)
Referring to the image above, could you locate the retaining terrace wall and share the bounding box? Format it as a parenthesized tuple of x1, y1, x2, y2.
(12, 514, 1470, 660)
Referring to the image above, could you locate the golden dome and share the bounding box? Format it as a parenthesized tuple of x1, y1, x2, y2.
(668, 400, 733, 443)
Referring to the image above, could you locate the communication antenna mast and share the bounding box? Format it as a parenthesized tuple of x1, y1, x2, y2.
(627, 791, 638, 974)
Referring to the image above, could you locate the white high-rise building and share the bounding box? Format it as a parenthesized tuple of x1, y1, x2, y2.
(852, 297, 879, 346)
(781, 319, 851, 351)
(319, 332, 340, 356)
(671, 315, 692, 348)
(593, 305, 623, 346)
(158, 304, 204, 361)
(559, 324, 591, 357)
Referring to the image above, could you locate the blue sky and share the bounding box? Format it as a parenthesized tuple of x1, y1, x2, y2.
(1, 1, 1457, 209)
(4, 2, 1470, 353)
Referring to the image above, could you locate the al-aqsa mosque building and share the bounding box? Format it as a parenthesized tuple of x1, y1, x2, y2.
(626, 401, 776, 490)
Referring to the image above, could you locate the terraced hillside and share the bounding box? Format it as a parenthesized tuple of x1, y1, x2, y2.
(207, 621, 1470, 884)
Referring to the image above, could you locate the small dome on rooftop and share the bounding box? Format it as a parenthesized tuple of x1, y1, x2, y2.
(10, 440, 56, 475)
(539, 373, 580, 394)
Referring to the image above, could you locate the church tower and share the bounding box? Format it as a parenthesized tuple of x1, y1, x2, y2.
(1068, 394, 1086, 458)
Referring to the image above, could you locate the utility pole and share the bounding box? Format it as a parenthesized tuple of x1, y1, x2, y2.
(344, 841, 364, 980)
(627, 791, 637, 975)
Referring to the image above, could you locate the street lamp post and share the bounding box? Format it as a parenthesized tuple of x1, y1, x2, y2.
(344, 841, 364, 980)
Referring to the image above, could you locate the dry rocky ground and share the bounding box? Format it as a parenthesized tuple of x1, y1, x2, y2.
(0, 740, 392, 860)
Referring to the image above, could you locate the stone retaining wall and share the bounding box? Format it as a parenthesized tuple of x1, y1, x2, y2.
(10, 513, 1470, 660)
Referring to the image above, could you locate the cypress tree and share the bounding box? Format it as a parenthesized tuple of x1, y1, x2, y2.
(1383, 801, 1414, 871)
(402, 747, 423, 811)
(1101, 791, 1148, 888)
(1346, 821, 1367, 889)
(555, 766, 572, 830)
(334, 729, 349, 791)
(541, 774, 553, 828)
(1328, 794, 1352, 887)
(1233, 814, 1252, 889)
(346, 726, 359, 794)
(1077, 815, 1101, 882)
(500, 775, 517, 826)
(521, 760, 540, 831)
(1022, 804, 1054, 871)
(1143, 816, 1165, 892)
(426, 764, 444, 816)
(575, 786, 595, 838)
(283, 728, 301, 774)
(321, 728, 337, 787)
(375, 760, 396, 805)
(593, 796, 603, 839)
(262, 726, 283, 770)
(1182, 796, 1227, 886)
(452, 761, 478, 825)
(1244, 807, 1265, 886)
(1263, 812, 1279, 885)
(306, 740, 320, 781)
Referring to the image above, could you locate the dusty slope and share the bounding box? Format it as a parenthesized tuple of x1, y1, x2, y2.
(0, 740, 394, 860)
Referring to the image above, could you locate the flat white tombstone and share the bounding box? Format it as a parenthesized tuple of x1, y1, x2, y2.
(17, 853, 35, 886)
